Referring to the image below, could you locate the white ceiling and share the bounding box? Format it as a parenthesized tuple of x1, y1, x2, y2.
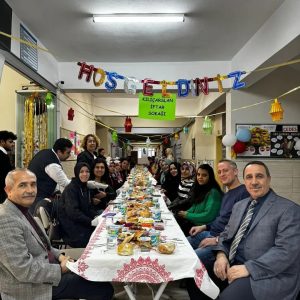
(7, 0, 285, 62)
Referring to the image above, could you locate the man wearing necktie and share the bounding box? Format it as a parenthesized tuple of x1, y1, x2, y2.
(0, 168, 113, 300)
(213, 161, 300, 300)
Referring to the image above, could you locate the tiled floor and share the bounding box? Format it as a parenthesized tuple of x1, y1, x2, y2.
(113, 280, 190, 300)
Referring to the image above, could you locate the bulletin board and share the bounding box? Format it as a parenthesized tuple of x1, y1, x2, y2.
(60, 128, 85, 157)
(236, 124, 300, 159)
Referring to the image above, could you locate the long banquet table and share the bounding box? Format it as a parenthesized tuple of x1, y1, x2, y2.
(67, 177, 219, 300)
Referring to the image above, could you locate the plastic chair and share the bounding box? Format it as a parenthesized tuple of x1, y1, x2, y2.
(38, 206, 67, 249)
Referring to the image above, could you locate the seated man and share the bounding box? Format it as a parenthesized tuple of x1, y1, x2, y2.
(0, 168, 113, 300)
(188, 159, 249, 270)
(214, 161, 300, 300)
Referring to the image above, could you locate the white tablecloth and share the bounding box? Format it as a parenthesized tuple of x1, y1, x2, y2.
(67, 191, 219, 299)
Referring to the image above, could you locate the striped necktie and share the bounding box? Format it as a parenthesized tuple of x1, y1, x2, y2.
(228, 200, 257, 263)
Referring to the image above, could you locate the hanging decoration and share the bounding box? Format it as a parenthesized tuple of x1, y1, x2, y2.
(124, 116, 133, 132)
(23, 93, 48, 167)
(163, 137, 169, 145)
(269, 98, 284, 121)
(124, 77, 138, 94)
(112, 131, 118, 142)
(232, 141, 246, 153)
(45, 92, 53, 105)
(174, 132, 179, 140)
(222, 134, 237, 147)
(146, 137, 151, 147)
(183, 127, 189, 134)
(236, 128, 251, 142)
(68, 108, 75, 121)
(202, 116, 213, 135)
(77, 62, 246, 96)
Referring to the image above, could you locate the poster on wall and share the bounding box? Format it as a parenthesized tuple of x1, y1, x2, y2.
(236, 124, 300, 158)
(20, 24, 38, 71)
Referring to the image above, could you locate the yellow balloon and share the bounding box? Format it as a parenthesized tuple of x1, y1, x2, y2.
(93, 68, 106, 87)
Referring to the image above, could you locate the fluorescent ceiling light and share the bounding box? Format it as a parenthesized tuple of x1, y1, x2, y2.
(93, 14, 185, 23)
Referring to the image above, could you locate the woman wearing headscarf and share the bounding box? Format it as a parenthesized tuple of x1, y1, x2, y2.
(58, 162, 98, 248)
(161, 162, 181, 203)
(90, 158, 117, 213)
(177, 164, 223, 235)
(168, 161, 195, 212)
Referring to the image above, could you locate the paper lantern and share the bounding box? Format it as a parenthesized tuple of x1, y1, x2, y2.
(174, 132, 179, 140)
(67, 108, 74, 121)
(124, 116, 132, 133)
(146, 137, 151, 147)
(233, 141, 246, 153)
(202, 116, 213, 135)
(222, 134, 237, 147)
(183, 127, 189, 134)
(236, 128, 251, 142)
(269, 98, 284, 121)
(163, 137, 169, 145)
(45, 92, 53, 105)
(112, 131, 118, 142)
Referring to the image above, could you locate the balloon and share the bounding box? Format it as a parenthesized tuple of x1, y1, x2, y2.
(195, 77, 209, 95)
(222, 134, 237, 147)
(105, 72, 123, 92)
(233, 141, 246, 153)
(190, 79, 196, 96)
(93, 67, 106, 87)
(77, 62, 94, 82)
(161, 80, 171, 98)
(124, 77, 137, 94)
(236, 128, 251, 142)
(216, 74, 224, 93)
(143, 78, 155, 96)
(177, 79, 189, 97)
(227, 71, 246, 90)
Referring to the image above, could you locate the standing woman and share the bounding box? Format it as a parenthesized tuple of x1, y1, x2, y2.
(177, 164, 223, 235)
(161, 162, 181, 203)
(58, 162, 98, 248)
(90, 158, 117, 213)
(77, 134, 100, 170)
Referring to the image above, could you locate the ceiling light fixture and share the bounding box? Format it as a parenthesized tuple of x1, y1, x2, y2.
(93, 14, 185, 23)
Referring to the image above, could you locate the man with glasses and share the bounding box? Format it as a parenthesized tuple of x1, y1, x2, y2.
(28, 138, 73, 213)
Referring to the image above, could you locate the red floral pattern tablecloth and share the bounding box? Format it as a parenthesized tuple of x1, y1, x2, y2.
(67, 194, 219, 299)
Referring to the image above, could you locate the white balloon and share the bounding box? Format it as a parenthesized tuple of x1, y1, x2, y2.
(222, 134, 237, 147)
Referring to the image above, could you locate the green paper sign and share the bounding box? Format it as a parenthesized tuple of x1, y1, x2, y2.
(138, 93, 176, 120)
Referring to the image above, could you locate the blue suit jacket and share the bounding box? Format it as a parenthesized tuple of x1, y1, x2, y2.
(215, 190, 300, 300)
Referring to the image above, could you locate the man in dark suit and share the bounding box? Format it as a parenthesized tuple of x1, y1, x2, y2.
(0, 168, 113, 300)
(214, 161, 300, 300)
(0, 130, 17, 203)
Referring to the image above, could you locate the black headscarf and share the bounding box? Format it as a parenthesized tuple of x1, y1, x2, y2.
(192, 164, 223, 204)
(73, 162, 90, 187)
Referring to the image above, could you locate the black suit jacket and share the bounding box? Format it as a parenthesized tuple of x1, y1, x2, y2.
(0, 150, 13, 203)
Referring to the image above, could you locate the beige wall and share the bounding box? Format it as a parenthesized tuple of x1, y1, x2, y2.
(59, 92, 96, 135)
(96, 127, 112, 157)
(0, 65, 30, 131)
